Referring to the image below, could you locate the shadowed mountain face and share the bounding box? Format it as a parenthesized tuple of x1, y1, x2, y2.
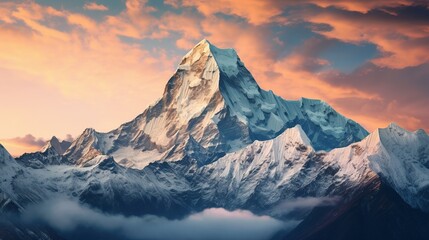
(282, 178, 429, 240)
(1, 40, 428, 240)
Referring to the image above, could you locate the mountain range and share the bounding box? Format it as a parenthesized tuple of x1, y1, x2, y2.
(1, 39, 428, 240)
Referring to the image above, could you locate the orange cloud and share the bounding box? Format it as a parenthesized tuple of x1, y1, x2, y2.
(304, 7, 429, 68)
(84, 2, 109, 11)
(318, 62, 429, 132)
(0, 1, 176, 146)
(199, 15, 279, 80)
(0, 1, 175, 97)
(159, 12, 203, 49)
(308, 0, 414, 13)
(67, 13, 97, 31)
(182, 0, 284, 25)
(175, 0, 416, 25)
(164, 0, 181, 8)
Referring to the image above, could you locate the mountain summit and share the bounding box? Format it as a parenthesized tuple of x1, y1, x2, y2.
(64, 39, 368, 168)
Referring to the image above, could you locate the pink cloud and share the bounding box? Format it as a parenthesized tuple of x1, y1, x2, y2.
(182, 0, 285, 25)
(0, 134, 45, 157)
(84, 2, 109, 11)
(319, 63, 429, 132)
(67, 13, 97, 31)
(0, 1, 176, 154)
(302, 6, 429, 68)
(307, 0, 415, 13)
(158, 12, 204, 48)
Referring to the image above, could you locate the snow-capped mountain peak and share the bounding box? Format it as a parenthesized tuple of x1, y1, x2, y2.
(64, 39, 368, 169)
(277, 124, 312, 147)
(65, 128, 105, 165)
(179, 39, 239, 77)
(363, 124, 429, 211)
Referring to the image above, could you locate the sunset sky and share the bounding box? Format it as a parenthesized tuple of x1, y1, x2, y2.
(1, 0, 428, 156)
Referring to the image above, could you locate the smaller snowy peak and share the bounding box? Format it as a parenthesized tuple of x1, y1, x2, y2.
(196, 124, 318, 209)
(366, 123, 429, 211)
(378, 123, 429, 147)
(41, 136, 71, 155)
(276, 125, 313, 148)
(415, 128, 428, 136)
(65, 128, 105, 165)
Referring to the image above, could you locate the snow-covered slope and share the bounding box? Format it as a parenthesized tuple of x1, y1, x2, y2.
(65, 39, 368, 169)
(191, 125, 376, 214)
(3, 123, 429, 221)
(0, 145, 45, 209)
(367, 123, 429, 211)
(0, 144, 22, 201)
(190, 123, 429, 213)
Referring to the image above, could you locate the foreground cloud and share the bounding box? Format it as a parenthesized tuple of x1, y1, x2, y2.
(23, 199, 292, 240)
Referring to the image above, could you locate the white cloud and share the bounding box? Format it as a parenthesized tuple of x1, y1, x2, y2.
(23, 198, 294, 240)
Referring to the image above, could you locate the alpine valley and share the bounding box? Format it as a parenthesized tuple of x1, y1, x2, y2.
(1, 40, 429, 240)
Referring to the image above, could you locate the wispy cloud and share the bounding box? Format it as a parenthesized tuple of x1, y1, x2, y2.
(181, 0, 285, 25)
(0, 134, 46, 156)
(303, 4, 429, 68)
(83, 2, 109, 11)
(22, 198, 294, 240)
(2, 134, 46, 148)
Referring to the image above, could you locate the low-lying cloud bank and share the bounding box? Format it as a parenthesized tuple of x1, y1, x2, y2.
(22, 199, 295, 240)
